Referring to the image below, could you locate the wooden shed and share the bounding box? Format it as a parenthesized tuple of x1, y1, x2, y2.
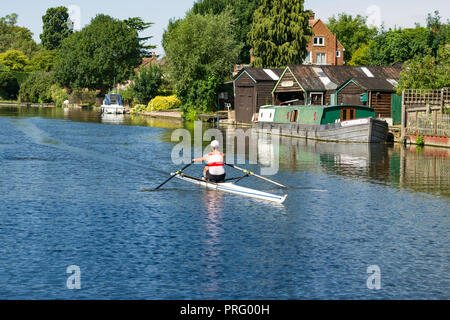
(271, 64, 401, 121)
(233, 68, 283, 124)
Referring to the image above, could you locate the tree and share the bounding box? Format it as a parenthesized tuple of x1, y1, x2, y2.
(28, 50, 58, 72)
(367, 27, 429, 65)
(426, 11, 450, 58)
(349, 43, 370, 66)
(124, 17, 156, 57)
(192, 0, 260, 64)
(248, 0, 312, 68)
(327, 13, 377, 62)
(0, 49, 29, 71)
(131, 64, 163, 104)
(0, 14, 39, 58)
(19, 72, 54, 103)
(162, 10, 241, 115)
(396, 45, 450, 94)
(54, 14, 142, 93)
(40, 7, 72, 50)
(0, 72, 20, 100)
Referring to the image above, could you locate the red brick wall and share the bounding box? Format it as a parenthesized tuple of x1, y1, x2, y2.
(306, 20, 345, 66)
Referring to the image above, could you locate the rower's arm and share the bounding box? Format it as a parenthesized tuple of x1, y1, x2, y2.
(193, 156, 206, 163)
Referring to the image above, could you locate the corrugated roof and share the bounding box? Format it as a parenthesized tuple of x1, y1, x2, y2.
(239, 67, 284, 82)
(283, 65, 402, 92)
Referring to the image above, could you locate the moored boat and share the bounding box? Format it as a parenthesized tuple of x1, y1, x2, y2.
(254, 105, 389, 143)
(100, 94, 125, 114)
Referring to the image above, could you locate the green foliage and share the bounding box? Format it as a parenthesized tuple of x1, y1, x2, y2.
(148, 95, 181, 111)
(327, 13, 377, 62)
(124, 17, 156, 57)
(349, 44, 371, 66)
(18, 72, 54, 103)
(68, 90, 98, 106)
(40, 7, 72, 50)
(182, 75, 221, 119)
(118, 87, 135, 106)
(396, 45, 450, 94)
(0, 49, 29, 71)
(27, 50, 58, 72)
(416, 135, 425, 146)
(426, 11, 450, 58)
(248, 0, 312, 68)
(0, 71, 20, 99)
(54, 14, 142, 93)
(129, 104, 147, 115)
(192, 0, 259, 63)
(50, 84, 68, 107)
(0, 14, 39, 58)
(131, 64, 163, 104)
(162, 10, 240, 115)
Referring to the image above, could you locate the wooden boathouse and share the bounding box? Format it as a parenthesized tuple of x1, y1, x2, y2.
(271, 64, 402, 124)
(233, 67, 284, 124)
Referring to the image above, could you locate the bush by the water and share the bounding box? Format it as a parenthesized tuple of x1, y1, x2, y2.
(129, 104, 148, 115)
(0, 72, 20, 100)
(18, 72, 54, 103)
(50, 84, 68, 107)
(148, 95, 181, 111)
(69, 89, 97, 106)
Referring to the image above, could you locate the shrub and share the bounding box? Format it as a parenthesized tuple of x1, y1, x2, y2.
(0, 72, 20, 100)
(129, 104, 148, 115)
(148, 95, 181, 111)
(131, 64, 163, 104)
(18, 72, 54, 103)
(416, 135, 425, 146)
(50, 84, 68, 107)
(69, 89, 97, 106)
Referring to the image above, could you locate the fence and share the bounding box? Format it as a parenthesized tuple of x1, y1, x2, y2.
(401, 88, 450, 138)
(406, 112, 450, 136)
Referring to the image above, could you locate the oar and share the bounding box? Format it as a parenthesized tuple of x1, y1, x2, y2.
(153, 161, 193, 191)
(225, 164, 287, 188)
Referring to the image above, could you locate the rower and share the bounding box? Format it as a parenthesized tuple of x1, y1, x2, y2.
(193, 140, 226, 183)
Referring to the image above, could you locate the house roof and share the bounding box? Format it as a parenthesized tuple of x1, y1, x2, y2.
(279, 64, 402, 92)
(235, 67, 284, 82)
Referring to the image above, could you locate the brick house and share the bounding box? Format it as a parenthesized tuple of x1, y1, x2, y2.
(304, 12, 345, 66)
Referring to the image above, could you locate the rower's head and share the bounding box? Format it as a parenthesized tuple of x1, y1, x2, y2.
(211, 140, 220, 151)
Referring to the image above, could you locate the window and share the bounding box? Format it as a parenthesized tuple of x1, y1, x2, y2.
(303, 51, 312, 64)
(313, 37, 324, 46)
(336, 50, 341, 58)
(315, 53, 326, 65)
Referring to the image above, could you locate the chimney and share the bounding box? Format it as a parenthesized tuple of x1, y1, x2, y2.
(152, 52, 157, 59)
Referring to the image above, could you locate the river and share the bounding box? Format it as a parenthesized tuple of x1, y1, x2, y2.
(0, 107, 448, 299)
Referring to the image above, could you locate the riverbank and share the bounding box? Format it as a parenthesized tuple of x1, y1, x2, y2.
(0, 102, 55, 108)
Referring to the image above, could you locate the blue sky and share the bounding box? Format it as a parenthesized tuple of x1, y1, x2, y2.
(2, 0, 449, 55)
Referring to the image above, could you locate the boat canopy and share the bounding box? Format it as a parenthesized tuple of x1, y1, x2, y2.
(103, 94, 123, 106)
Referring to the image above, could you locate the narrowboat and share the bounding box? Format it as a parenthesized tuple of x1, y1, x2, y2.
(253, 105, 389, 143)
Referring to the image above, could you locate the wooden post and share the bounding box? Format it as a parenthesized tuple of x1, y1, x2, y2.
(434, 110, 438, 136)
(441, 88, 445, 113)
(401, 90, 406, 139)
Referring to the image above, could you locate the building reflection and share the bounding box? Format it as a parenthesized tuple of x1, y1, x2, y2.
(256, 132, 450, 198)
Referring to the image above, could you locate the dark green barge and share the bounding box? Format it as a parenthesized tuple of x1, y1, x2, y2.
(253, 105, 389, 143)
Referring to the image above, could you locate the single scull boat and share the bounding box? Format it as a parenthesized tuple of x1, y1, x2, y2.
(173, 173, 288, 204)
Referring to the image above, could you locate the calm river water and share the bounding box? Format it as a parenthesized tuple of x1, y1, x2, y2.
(0, 107, 448, 299)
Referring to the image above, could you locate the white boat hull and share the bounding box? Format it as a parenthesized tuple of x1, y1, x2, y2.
(174, 174, 288, 204)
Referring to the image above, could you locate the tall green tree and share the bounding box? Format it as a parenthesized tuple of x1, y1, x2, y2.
(27, 50, 58, 72)
(327, 13, 377, 62)
(124, 17, 156, 57)
(426, 11, 450, 58)
(0, 14, 38, 58)
(0, 49, 29, 71)
(192, 0, 260, 64)
(40, 7, 73, 50)
(131, 64, 163, 104)
(248, 0, 312, 68)
(162, 10, 241, 116)
(54, 14, 142, 93)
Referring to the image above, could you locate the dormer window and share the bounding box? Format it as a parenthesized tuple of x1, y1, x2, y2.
(313, 37, 324, 46)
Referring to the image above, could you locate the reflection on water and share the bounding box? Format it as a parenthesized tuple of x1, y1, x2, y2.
(257, 133, 450, 198)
